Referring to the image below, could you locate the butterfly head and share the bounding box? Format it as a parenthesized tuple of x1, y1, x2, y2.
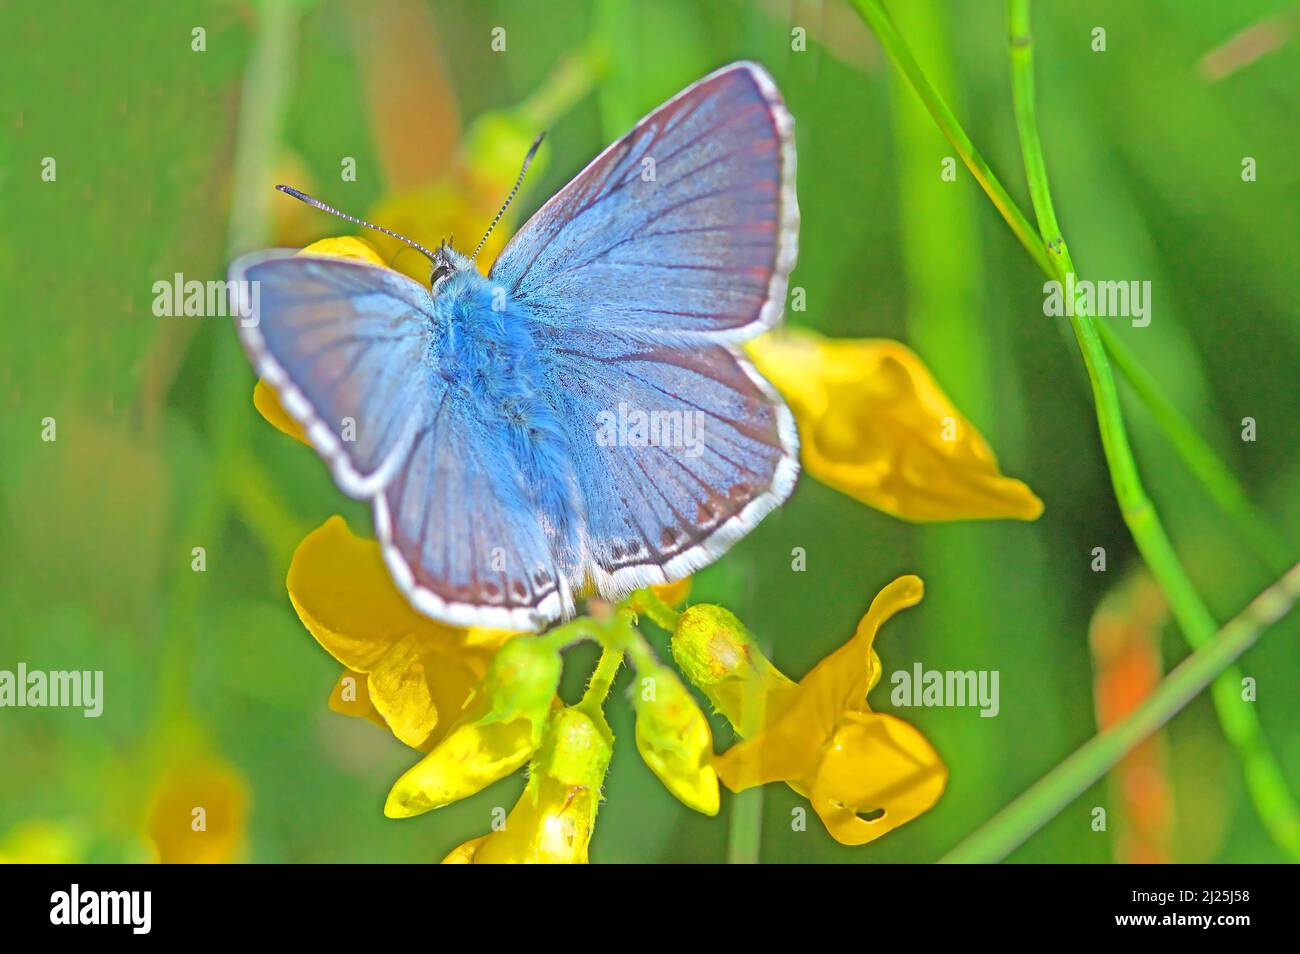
(430, 240, 472, 294)
(275, 132, 545, 297)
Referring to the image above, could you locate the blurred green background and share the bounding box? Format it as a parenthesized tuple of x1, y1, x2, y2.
(2, 0, 1298, 863)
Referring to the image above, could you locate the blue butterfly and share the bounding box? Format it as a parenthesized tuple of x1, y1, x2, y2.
(230, 61, 800, 631)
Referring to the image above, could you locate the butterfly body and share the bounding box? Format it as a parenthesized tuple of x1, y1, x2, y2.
(444, 254, 592, 565)
(233, 62, 800, 630)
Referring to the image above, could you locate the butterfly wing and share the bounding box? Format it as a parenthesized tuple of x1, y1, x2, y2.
(490, 61, 800, 595)
(374, 393, 571, 630)
(232, 252, 433, 494)
(231, 251, 566, 630)
(549, 337, 797, 598)
(490, 61, 798, 344)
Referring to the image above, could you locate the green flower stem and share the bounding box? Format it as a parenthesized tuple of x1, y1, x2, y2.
(543, 617, 604, 653)
(559, 611, 661, 713)
(942, 560, 1300, 862)
(1093, 324, 1292, 573)
(845, 0, 1287, 572)
(607, 609, 662, 671)
(1007, 0, 1300, 859)
(726, 677, 766, 864)
(847, 0, 1051, 278)
(727, 786, 764, 865)
(580, 645, 625, 711)
(631, 586, 683, 631)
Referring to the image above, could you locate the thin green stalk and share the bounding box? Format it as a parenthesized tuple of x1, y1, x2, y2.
(943, 561, 1300, 862)
(1007, 0, 1300, 859)
(726, 605, 766, 863)
(1095, 323, 1292, 573)
(846, 0, 1288, 573)
(579, 645, 625, 711)
(727, 787, 764, 865)
(630, 586, 682, 631)
(847, 0, 1051, 277)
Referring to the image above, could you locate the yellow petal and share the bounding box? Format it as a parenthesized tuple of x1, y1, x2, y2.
(298, 235, 388, 267)
(289, 516, 514, 749)
(440, 836, 488, 864)
(809, 711, 947, 845)
(366, 634, 464, 750)
(469, 775, 600, 864)
(384, 710, 536, 818)
(327, 669, 389, 731)
(796, 575, 923, 715)
(748, 330, 1043, 522)
(145, 760, 249, 864)
(714, 576, 924, 794)
(252, 236, 389, 440)
(288, 516, 432, 672)
(712, 708, 822, 794)
(253, 378, 308, 444)
(651, 577, 692, 608)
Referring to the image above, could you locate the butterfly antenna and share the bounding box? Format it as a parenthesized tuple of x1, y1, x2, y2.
(471, 132, 545, 262)
(275, 185, 440, 263)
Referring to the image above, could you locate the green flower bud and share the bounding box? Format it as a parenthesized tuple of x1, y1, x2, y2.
(672, 604, 759, 688)
(672, 604, 794, 734)
(536, 707, 613, 790)
(483, 635, 563, 728)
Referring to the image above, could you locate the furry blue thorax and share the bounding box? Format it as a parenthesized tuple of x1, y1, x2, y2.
(430, 265, 584, 568)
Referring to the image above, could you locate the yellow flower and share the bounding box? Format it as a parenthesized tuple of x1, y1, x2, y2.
(673, 577, 947, 846)
(288, 514, 517, 751)
(647, 577, 691, 609)
(747, 328, 1042, 522)
(441, 705, 613, 864)
(145, 759, 249, 864)
(385, 634, 563, 818)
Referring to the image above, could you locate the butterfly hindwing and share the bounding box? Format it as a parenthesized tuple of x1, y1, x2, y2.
(375, 393, 570, 629)
(548, 335, 797, 597)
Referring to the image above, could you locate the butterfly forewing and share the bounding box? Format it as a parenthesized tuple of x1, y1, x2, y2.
(491, 61, 798, 343)
(232, 253, 436, 494)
